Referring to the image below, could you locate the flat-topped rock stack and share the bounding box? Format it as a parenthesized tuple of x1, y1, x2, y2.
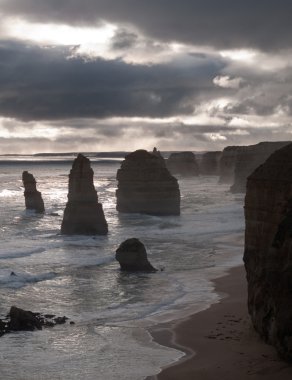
(166, 151, 199, 177)
(218, 145, 245, 184)
(61, 154, 108, 235)
(22, 171, 45, 213)
(199, 151, 222, 175)
(230, 141, 290, 193)
(116, 149, 180, 215)
(244, 142, 292, 360)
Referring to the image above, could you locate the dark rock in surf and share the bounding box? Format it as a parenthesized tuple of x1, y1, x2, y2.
(166, 152, 199, 177)
(115, 238, 157, 272)
(8, 306, 42, 331)
(61, 154, 108, 235)
(0, 306, 71, 336)
(116, 149, 180, 215)
(22, 171, 45, 213)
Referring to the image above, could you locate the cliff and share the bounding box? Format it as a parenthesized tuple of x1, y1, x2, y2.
(22, 171, 45, 213)
(231, 141, 290, 193)
(116, 149, 180, 215)
(61, 154, 108, 235)
(244, 142, 292, 360)
(166, 151, 199, 177)
(199, 151, 222, 175)
(218, 146, 245, 184)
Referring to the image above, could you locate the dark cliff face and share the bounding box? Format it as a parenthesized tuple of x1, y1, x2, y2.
(230, 141, 290, 193)
(218, 146, 246, 184)
(61, 154, 108, 235)
(244, 143, 292, 360)
(22, 171, 45, 213)
(116, 149, 180, 215)
(166, 151, 199, 177)
(199, 151, 222, 175)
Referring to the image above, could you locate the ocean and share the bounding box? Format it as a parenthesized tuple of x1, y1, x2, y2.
(0, 155, 245, 379)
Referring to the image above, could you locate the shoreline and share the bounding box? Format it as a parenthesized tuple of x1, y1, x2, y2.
(146, 265, 292, 380)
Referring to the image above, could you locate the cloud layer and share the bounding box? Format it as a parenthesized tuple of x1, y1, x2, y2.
(0, 1, 292, 152)
(1, 0, 292, 50)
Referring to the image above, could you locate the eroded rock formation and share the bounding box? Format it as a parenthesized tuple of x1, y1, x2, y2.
(166, 152, 199, 177)
(199, 151, 222, 175)
(115, 238, 157, 272)
(61, 154, 108, 235)
(218, 146, 245, 184)
(244, 142, 292, 360)
(231, 141, 290, 193)
(152, 147, 165, 165)
(0, 306, 70, 336)
(22, 171, 45, 213)
(116, 149, 180, 215)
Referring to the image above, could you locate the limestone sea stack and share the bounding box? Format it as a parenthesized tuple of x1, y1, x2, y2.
(116, 149, 180, 215)
(166, 151, 199, 177)
(115, 238, 157, 272)
(61, 154, 108, 235)
(22, 171, 45, 213)
(230, 141, 290, 193)
(244, 142, 292, 360)
(218, 146, 245, 184)
(199, 151, 222, 175)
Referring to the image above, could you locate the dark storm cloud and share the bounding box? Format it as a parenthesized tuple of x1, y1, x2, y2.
(0, 40, 227, 121)
(1, 0, 292, 51)
(110, 29, 138, 50)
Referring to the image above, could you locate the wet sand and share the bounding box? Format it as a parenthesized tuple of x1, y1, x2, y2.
(147, 265, 292, 380)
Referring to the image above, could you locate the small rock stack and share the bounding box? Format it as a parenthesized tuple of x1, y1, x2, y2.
(22, 171, 45, 213)
(61, 154, 108, 235)
(115, 238, 157, 272)
(116, 149, 180, 215)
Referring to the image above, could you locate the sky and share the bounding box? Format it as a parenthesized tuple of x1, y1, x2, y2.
(1, 0, 292, 153)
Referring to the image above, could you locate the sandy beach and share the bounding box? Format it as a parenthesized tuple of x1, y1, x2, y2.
(147, 265, 292, 380)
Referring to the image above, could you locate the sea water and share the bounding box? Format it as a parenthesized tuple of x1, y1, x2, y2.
(0, 156, 245, 379)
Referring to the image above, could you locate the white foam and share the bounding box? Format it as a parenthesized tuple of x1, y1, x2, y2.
(0, 271, 56, 288)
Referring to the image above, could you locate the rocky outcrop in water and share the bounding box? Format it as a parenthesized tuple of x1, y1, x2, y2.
(61, 154, 108, 235)
(0, 306, 70, 336)
(244, 142, 292, 360)
(22, 171, 45, 213)
(166, 152, 199, 177)
(230, 141, 290, 193)
(116, 149, 180, 215)
(199, 151, 222, 175)
(115, 238, 157, 272)
(218, 146, 245, 184)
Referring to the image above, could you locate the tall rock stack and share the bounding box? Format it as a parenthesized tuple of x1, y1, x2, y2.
(244, 142, 292, 360)
(199, 151, 222, 175)
(230, 141, 290, 193)
(116, 149, 180, 215)
(166, 152, 199, 177)
(22, 171, 45, 213)
(61, 154, 108, 235)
